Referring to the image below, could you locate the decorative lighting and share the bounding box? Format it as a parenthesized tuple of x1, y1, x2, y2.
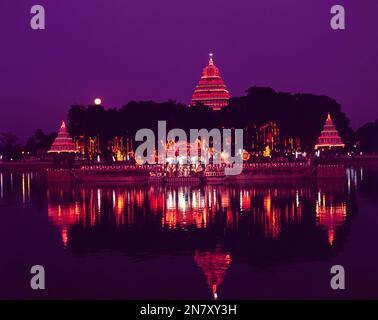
(94, 98, 102, 105)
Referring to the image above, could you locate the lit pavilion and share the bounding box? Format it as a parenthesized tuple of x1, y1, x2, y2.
(315, 113, 345, 150)
(191, 53, 231, 111)
(48, 121, 78, 154)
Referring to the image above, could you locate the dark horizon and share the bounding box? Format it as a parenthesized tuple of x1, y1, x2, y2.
(1, 0, 378, 141)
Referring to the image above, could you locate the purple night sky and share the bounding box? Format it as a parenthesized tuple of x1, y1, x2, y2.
(1, 0, 378, 141)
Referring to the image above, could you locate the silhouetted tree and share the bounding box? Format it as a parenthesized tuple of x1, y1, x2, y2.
(65, 86, 355, 153)
(25, 129, 57, 155)
(0, 133, 22, 161)
(356, 120, 378, 153)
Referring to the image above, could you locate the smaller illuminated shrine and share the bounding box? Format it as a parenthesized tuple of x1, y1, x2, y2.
(48, 121, 78, 154)
(191, 53, 231, 111)
(48, 120, 78, 167)
(315, 113, 345, 150)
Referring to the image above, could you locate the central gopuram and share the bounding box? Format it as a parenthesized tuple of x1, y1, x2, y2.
(191, 53, 231, 111)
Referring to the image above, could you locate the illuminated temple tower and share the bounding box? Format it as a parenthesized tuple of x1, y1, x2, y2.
(48, 121, 78, 154)
(191, 53, 231, 111)
(315, 113, 345, 150)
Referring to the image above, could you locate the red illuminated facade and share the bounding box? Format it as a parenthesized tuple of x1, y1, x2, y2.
(315, 113, 345, 150)
(48, 121, 78, 153)
(191, 54, 231, 111)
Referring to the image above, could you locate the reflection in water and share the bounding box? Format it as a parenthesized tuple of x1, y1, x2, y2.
(45, 178, 355, 298)
(316, 188, 347, 246)
(0, 172, 3, 199)
(46, 185, 317, 240)
(21, 173, 31, 204)
(0, 168, 362, 299)
(194, 245, 232, 299)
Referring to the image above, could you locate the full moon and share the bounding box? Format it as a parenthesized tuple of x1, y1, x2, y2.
(94, 98, 102, 105)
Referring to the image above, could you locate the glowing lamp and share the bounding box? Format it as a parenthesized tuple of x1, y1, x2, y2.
(241, 150, 250, 161)
(94, 98, 102, 105)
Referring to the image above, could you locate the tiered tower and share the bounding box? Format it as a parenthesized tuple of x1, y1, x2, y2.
(191, 53, 231, 111)
(315, 113, 345, 150)
(48, 121, 78, 153)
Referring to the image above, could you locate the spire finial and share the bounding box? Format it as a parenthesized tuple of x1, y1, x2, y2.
(209, 53, 214, 65)
(61, 120, 66, 129)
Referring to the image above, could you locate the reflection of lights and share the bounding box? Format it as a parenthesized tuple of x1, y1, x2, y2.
(194, 246, 232, 300)
(328, 229, 335, 246)
(346, 168, 358, 193)
(178, 191, 186, 212)
(27, 173, 31, 202)
(0, 172, 3, 199)
(316, 191, 347, 247)
(167, 192, 175, 210)
(61, 228, 68, 247)
(163, 188, 208, 229)
(22, 173, 25, 204)
(192, 192, 197, 208)
(97, 189, 101, 213)
(44, 182, 349, 252)
(240, 190, 251, 211)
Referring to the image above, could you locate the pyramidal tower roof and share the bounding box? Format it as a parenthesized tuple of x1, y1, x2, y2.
(191, 53, 231, 111)
(48, 121, 78, 153)
(315, 113, 345, 150)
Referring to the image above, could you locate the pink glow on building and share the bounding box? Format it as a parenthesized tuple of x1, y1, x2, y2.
(191, 54, 231, 111)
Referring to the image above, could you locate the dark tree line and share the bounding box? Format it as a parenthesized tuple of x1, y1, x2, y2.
(2, 86, 377, 161)
(356, 120, 378, 153)
(0, 130, 56, 161)
(25, 129, 57, 155)
(67, 87, 355, 153)
(226, 87, 354, 150)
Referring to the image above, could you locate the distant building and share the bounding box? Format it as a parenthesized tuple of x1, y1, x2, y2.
(244, 123, 259, 152)
(191, 53, 231, 111)
(74, 135, 101, 161)
(259, 121, 280, 152)
(315, 113, 345, 150)
(48, 121, 78, 167)
(108, 136, 133, 161)
(283, 137, 301, 153)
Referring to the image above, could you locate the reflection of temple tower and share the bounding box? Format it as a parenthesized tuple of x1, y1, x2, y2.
(47, 184, 102, 247)
(194, 245, 231, 299)
(316, 180, 347, 246)
(191, 54, 231, 111)
(244, 123, 259, 152)
(315, 113, 345, 150)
